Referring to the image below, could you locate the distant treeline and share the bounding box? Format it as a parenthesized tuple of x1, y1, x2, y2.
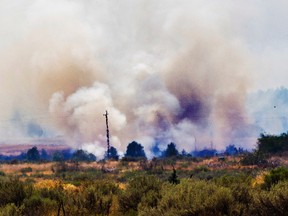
(0, 140, 246, 163)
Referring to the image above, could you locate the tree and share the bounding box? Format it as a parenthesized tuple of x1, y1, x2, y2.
(105, 146, 119, 160)
(181, 149, 187, 156)
(52, 151, 64, 162)
(125, 141, 146, 159)
(40, 149, 50, 160)
(257, 132, 288, 154)
(163, 143, 179, 157)
(71, 149, 96, 162)
(26, 146, 40, 162)
(225, 145, 238, 156)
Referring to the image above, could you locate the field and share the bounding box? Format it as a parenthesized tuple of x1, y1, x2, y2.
(0, 154, 288, 216)
(2, 136, 288, 215)
(0, 156, 252, 178)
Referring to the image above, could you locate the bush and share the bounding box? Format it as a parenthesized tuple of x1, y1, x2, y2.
(0, 203, 23, 216)
(22, 194, 57, 216)
(139, 179, 233, 216)
(189, 166, 213, 180)
(56, 180, 119, 215)
(52, 161, 68, 174)
(253, 181, 288, 216)
(214, 173, 252, 188)
(0, 178, 28, 207)
(257, 132, 288, 154)
(214, 173, 253, 215)
(81, 181, 119, 214)
(119, 175, 162, 214)
(262, 167, 288, 189)
(168, 168, 180, 184)
(240, 151, 267, 166)
(71, 149, 96, 162)
(20, 167, 33, 174)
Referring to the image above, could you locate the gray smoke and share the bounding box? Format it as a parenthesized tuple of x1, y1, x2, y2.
(0, 0, 265, 158)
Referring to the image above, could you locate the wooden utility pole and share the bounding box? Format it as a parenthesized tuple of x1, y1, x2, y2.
(103, 110, 110, 159)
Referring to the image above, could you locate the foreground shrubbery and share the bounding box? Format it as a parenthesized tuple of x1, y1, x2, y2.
(140, 179, 233, 216)
(0, 178, 119, 216)
(2, 166, 288, 215)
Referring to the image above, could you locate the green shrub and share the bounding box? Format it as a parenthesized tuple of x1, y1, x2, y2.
(257, 132, 288, 154)
(214, 173, 252, 188)
(0, 178, 28, 207)
(52, 161, 68, 173)
(168, 168, 179, 184)
(139, 179, 233, 216)
(119, 175, 162, 214)
(262, 167, 288, 189)
(240, 151, 267, 166)
(253, 181, 288, 216)
(0, 203, 23, 216)
(67, 181, 118, 215)
(190, 166, 213, 180)
(22, 194, 57, 216)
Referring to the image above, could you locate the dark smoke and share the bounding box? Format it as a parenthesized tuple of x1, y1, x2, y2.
(0, 0, 263, 158)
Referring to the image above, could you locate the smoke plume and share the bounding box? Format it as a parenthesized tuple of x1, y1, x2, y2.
(0, 0, 260, 157)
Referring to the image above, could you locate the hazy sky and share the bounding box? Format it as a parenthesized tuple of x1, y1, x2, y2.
(233, 1, 288, 90)
(1, 0, 287, 90)
(0, 0, 287, 155)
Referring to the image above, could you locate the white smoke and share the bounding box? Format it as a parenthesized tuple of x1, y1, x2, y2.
(1, 0, 286, 158)
(49, 82, 126, 145)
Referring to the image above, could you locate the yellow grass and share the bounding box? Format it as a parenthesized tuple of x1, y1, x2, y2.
(34, 179, 60, 189)
(0, 162, 54, 175)
(0, 156, 256, 179)
(34, 179, 79, 192)
(118, 183, 126, 190)
(252, 171, 268, 187)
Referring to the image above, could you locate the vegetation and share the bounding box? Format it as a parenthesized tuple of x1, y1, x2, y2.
(26, 146, 40, 162)
(168, 167, 180, 184)
(71, 149, 96, 162)
(123, 141, 146, 161)
(163, 142, 179, 157)
(258, 132, 288, 154)
(1, 132, 288, 214)
(0, 156, 288, 215)
(262, 167, 288, 189)
(105, 146, 119, 160)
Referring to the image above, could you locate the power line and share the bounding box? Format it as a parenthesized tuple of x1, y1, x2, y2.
(103, 110, 110, 159)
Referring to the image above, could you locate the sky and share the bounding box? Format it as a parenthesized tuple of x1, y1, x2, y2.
(0, 0, 288, 157)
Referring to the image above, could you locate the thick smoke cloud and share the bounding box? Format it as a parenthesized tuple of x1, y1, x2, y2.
(0, 0, 266, 157)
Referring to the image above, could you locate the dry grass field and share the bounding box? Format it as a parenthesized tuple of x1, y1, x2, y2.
(0, 156, 255, 178)
(0, 143, 70, 156)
